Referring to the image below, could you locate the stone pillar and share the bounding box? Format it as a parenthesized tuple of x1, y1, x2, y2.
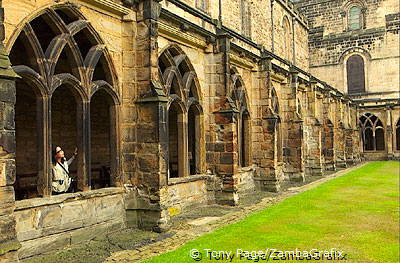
(321, 88, 336, 171)
(386, 105, 394, 160)
(123, 0, 169, 232)
(353, 105, 363, 162)
(206, 30, 240, 205)
(0, 1, 21, 260)
(254, 55, 281, 192)
(344, 101, 355, 166)
(334, 98, 347, 168)
(283, 69, 305, 182)
(304, 79, 323, 176)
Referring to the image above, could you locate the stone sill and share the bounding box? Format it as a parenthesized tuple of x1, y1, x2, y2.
(167, 174, 210, 186)
(238, 166, 254, 173)
(15, 187, 124, 211)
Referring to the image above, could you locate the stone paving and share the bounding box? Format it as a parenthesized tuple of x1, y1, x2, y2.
(104, 163, 367, 263)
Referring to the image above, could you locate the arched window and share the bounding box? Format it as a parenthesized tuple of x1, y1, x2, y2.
(322, 119, 335, 169)
(10, 8, 119, 199)
(347, 54, 365, 94)
(283, 17, 291, 61)
(241, 0, 251, 38)
(348, 6, 363, 30)
(271, 88, 282, 162)
(158, 46, 203, 178)
(359, 113, 385, 151)
(230, 69, 251, 167)
(396, 119, 400, 151)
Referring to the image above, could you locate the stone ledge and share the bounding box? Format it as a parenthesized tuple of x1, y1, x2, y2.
(15, 187, 124, 211)
(167, 174, 210, 186)
(238, 166, 254, 173)
(79, 0, 131, 16)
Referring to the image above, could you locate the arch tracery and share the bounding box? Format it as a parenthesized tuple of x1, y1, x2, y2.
(10, 6, 120, 199)
(359, 113, 385, 151)
(230, 68, 251, 167)
(158, 45, 204, 178)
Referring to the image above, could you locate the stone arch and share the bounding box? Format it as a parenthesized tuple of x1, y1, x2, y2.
(340, 48, 370, 95)
(158, 45, 205, 178)
(14, 78, 46, 200)
(359, 113, 385, 151)
(230, 68, 251, 167)
(342, 0, 366, 31)
(346, 54, 366, 94)
(339, 47, 371, 64)
(271, 87, 280, 115)
(282, 16, 292, 61)
(9, 6, 120, 198)
(8, 5, 119, 94)
(89, 88, 119, 189)
(270, 87, 282, 162)
(90, 81, 121, 106)
(229, 67, 250, 114)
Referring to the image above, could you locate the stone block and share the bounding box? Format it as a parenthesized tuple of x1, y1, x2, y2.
(0, 131, 15, 153)
(0, 186, 14, 217)
(18, 232, 70, 259)
(14, 209, 37, 242)
(36, 205, 62, 229)
(0, 81, 16, 104)
(220, 152, 234, 164)
(0, 160, 15, 186)
(95, 195, 125, 223)
(0, 242, 20, 261)
(0, 215, 17, 244)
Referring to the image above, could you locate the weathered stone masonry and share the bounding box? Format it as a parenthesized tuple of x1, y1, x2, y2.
(1, 0, 395, 261)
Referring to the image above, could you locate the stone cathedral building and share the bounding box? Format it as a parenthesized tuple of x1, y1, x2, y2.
(0, 0, 398, 261)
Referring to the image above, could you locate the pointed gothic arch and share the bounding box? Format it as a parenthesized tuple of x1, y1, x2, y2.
(282, 16, 292, 61)
(271, 87, 282, 162)
(9, 6, 120, 199)
(359, 113, 385, 151)
(158, 45, 204, 178)
(230, 68, 251, 167)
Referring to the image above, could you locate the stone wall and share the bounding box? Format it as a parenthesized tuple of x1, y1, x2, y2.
(0, 0, 369, 261)
(0, 77, 20, 262)
(294, 0, 399, 161)
(295, 0, 399, 94)
(161, 0, 309, 69)
(14, 188, 126, 260)
(160, 176, 214, 219)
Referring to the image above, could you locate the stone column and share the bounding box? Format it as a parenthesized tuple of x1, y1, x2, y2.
(344, 101, 355, 166)
(386, 105, 394, 159)
(334, 98, 347, 168)
(206, 30, 240, 205)
(253, 55, 281, 192)
(0, 1, 21, 261)
(123, 0, 169, 232)
(283, 69, 305, 182)
(322, 88, 336, 171)
(304, 78, 323, 176)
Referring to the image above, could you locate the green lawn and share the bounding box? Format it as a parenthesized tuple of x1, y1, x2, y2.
(145, 161, 400, 263)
